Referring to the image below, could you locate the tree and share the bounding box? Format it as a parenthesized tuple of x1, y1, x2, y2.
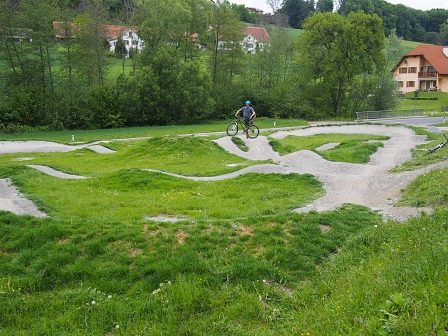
(339, 0, 374, 16)
(0, 0, 24, 76)
(138, 0, 191, 53)
(298, 11, 385, 117)
(316, 0, 333, 13)
(0, 0, 61, 128)
(114, 36, 127, 58)
(280, 0, 315, 28)
(231, 4, 257, 23)
(117, 46, 214, 126)
(441, 19, 448, 37)
(208, 1, 243, 84)
(266, 0, 281, 14)
(73, 0, 109, 86)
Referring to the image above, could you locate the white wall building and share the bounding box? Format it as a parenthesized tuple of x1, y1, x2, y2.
(105, 26, 144, 56)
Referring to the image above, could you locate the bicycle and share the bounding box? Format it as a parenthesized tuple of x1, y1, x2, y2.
(226, 116, 259, 139)
(424, 132, 448, 155)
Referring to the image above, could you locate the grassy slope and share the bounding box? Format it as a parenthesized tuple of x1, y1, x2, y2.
(0, 127, 448, 334)
(398, 91, 448, 113)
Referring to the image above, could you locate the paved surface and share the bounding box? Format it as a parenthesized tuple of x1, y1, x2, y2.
(363, 116, 447, 127)
(1, 120, 447, 221)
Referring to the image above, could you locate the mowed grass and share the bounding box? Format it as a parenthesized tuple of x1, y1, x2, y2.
(0, 136, 323, 221)
(269, 133, 389, 163)
(1, 125, 448, 334)
(0, 117, 308, 143)
(398, 90, 448, 113)
(0, 136, 264, 176)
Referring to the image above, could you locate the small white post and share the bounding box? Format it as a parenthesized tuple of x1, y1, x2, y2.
(274, 120, 276, 126)
(72, 134, 74, 141)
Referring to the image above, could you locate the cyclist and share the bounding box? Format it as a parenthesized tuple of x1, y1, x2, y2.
(235, 101, 256, 138)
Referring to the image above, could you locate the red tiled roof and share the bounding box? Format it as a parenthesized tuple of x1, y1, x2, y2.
(247, 7, 264, 13)
(53, 21, 138, 40)
(404, 45, 448, 74)
(242, 26, 270, 43)
(53, 21, 75, 38)
(103, 25, 138, 40)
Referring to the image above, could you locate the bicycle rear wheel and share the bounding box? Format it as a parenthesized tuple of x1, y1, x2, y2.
(247, 124, 259, 139)
(226, 122, 239, 136)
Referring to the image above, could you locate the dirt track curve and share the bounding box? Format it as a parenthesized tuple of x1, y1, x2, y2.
(1, 124, 447, 221)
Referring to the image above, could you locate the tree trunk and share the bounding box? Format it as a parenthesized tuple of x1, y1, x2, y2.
(336, 77, 344, 116)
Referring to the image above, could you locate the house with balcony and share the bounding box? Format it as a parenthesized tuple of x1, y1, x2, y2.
(392, 45, 448, 93)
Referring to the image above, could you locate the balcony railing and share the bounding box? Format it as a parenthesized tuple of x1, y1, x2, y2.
(418, 71, 438, 78)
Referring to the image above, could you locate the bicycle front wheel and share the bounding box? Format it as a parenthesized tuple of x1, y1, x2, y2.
(226, 122, 239, 136)
(247, 124, 259, 139)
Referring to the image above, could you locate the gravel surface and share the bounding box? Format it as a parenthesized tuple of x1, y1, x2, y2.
(1, 124, 447, 220)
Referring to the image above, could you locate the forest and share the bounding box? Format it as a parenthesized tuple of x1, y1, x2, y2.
(281, 0, 448, 45)
(0, 0, 447, 131)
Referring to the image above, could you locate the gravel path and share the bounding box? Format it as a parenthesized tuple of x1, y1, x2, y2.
(1, 124, 447, 220)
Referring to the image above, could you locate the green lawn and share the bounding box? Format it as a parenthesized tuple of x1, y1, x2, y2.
(0, 117, 308, 143)
(269, 133, 389, 163)
(397, 90, 448, 113)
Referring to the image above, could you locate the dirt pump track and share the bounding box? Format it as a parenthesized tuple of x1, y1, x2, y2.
(1, 124, 447, 221)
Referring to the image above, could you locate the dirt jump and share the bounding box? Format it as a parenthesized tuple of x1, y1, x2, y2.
(1, 123, 447, 221)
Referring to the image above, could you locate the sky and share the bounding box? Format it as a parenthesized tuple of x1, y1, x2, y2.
(231, 0, 448, 15)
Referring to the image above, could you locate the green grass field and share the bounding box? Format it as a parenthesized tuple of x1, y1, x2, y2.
(1, 125, 448, 335)
(0, 117, 307, 143)
(398, 91, 448, 113)
(269, 133, 389, 163)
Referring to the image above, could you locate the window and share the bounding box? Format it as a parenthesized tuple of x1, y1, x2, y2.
(128, 31, 133, 37)
(409, 67, 417, 73)
(400, 67, 408, 74)
(406, 81, 415, 87)
(398, 81, 403, 88)
(133, 40, 138, 45)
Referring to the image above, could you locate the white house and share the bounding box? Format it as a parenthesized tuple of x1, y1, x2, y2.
(53, 22, 144, 56)
(105, 25, 144, 55)
(53, 21, 269, 56)
(216, 26, 271, 54)
(240, 26, 270, 54)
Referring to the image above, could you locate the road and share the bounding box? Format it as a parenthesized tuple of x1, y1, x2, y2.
(363, 116, 447, 127)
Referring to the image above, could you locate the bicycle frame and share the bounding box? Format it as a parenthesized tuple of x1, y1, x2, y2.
(425, 131, 448, 155)
(226, 117, 259, 138)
